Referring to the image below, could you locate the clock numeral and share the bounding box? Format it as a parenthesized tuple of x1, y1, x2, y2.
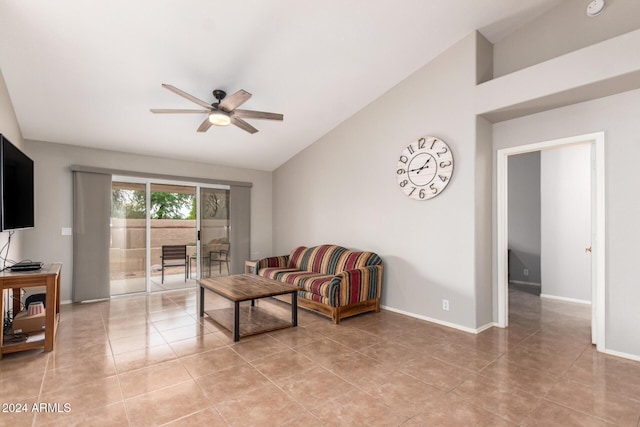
(430, 183, 438, 194)
(399, 155, 409, 164)
(408, 187, 416, 196)
(439, 160, 452, 168)
(439, 175, 449, 182)
(400, 179, 408, 188)
(407, 144, 415, 155)
(436, 146, 448, 157)
(430, 138, 438, 149)
(418, 138, 426, 149)
(397, 168, 406, 175)
(419, 188, 426, 199)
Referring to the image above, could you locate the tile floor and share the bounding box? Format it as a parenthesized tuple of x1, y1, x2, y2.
(2, 287, 640, 426)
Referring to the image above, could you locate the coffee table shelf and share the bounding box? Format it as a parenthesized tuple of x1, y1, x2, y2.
(198, 274, 299, 342)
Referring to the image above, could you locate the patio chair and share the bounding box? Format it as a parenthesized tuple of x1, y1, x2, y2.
(161, 245, 188, 283)
(209, 242, 230, 275)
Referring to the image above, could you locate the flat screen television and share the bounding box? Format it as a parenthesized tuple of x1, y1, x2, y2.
(0, 134, 34, 231)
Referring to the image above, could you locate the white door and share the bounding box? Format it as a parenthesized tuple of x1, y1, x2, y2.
(540, 144, 592, 303)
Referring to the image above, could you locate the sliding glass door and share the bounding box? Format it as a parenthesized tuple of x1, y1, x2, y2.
(110, 181, 147, 296)
(110, 178, 232, 295)
(148, 183, 196, 292)
(199, 187, 230, 278)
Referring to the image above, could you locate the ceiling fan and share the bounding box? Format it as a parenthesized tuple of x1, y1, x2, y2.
(150, 84, 283, 134)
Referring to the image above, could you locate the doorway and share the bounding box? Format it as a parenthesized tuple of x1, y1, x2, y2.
(496, 132, 605, 351)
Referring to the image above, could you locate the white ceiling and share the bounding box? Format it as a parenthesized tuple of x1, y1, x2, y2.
(0, 0, 561, 171)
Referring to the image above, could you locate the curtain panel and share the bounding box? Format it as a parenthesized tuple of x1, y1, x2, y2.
(72, 171, 111, 302)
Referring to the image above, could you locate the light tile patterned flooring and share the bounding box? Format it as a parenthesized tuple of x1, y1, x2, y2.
(2, 288, 640, 426)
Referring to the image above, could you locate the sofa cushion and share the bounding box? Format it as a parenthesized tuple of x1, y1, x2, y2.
(287, 246, 308, 270)
(259, 256, 289, 269)
(296, 274, 334, 300)
(289, 245, 382, 275)
(271, 270, 333, 291)
(334, 251, 382, 271)
(296, 245, 347, 275)
(260, 267, 301, 280)
(259, 267, 334, 300)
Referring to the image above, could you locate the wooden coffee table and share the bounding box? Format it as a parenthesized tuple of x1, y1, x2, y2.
(197, 274, 299, 342)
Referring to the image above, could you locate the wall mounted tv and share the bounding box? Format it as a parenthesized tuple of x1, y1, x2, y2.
(0, 134, 34, 231)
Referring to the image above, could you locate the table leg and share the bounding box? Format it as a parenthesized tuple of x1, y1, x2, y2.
(292, 291, 298, 327)
(0, 289, 4, 360)
(12, 288, 20, 316)
(56, 272, 61, 315)
(199, 286, 204, 317)
(44, 277, 55, 352)
(233, 301, 240, 342)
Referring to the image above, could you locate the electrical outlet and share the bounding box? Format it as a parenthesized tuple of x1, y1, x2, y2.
(524, 269, 529, 276)
(442, 299, 449, 311)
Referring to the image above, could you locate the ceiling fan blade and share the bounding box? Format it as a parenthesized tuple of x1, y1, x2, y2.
(231, 116, 258, 134)
(219, 89, 252, 112)
(233, 109, 283, 121)
(196, 117, 213, 133)
(161, 84, 212, 109)
(150, 109, 210, 114)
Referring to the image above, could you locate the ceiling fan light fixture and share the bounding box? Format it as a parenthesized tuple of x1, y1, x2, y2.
(208, 111, 231, 126)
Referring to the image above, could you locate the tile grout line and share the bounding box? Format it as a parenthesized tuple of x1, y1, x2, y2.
(166, 290, 233, 426)
(101, 302, 133, 427)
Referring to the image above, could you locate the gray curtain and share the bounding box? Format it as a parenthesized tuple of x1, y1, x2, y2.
(229, 185, 250, 274)
(72, 171, 111, 302)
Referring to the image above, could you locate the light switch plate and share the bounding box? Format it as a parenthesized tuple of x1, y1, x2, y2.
(61, 227, 72, 236)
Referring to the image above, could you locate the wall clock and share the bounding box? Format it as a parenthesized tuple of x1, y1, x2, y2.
(396, 135, 454, 200)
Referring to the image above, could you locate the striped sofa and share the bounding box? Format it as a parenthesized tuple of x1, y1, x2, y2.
(256, 244, 383, 324)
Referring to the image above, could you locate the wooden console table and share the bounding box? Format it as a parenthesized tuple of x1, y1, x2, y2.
(0, 263, 62, 359)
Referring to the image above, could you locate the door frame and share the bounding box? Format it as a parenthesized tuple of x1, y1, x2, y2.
(496, 131, 605, 351)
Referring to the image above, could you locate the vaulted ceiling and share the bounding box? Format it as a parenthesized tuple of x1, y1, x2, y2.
(0, 0, 561, 171)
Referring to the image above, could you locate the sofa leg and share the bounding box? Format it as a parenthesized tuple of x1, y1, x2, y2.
(332, 307, 340, 324)
(375, 299, 381, 313)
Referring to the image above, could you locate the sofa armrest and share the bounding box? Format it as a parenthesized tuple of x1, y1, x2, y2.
(329, 265, 383, 307)
(257, 255, 289, 270)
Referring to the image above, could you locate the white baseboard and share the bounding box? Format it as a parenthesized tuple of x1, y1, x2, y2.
(509, 280, 541, 286)
(603, 348, 640, 362)
(476, 322, 498, 333)
(381, 305, 496, 334)
(61, 300, 72, 305)
(540, 293, 591, 305)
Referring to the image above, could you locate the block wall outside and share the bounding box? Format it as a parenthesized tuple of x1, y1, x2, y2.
(109, 218, 230, 275)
